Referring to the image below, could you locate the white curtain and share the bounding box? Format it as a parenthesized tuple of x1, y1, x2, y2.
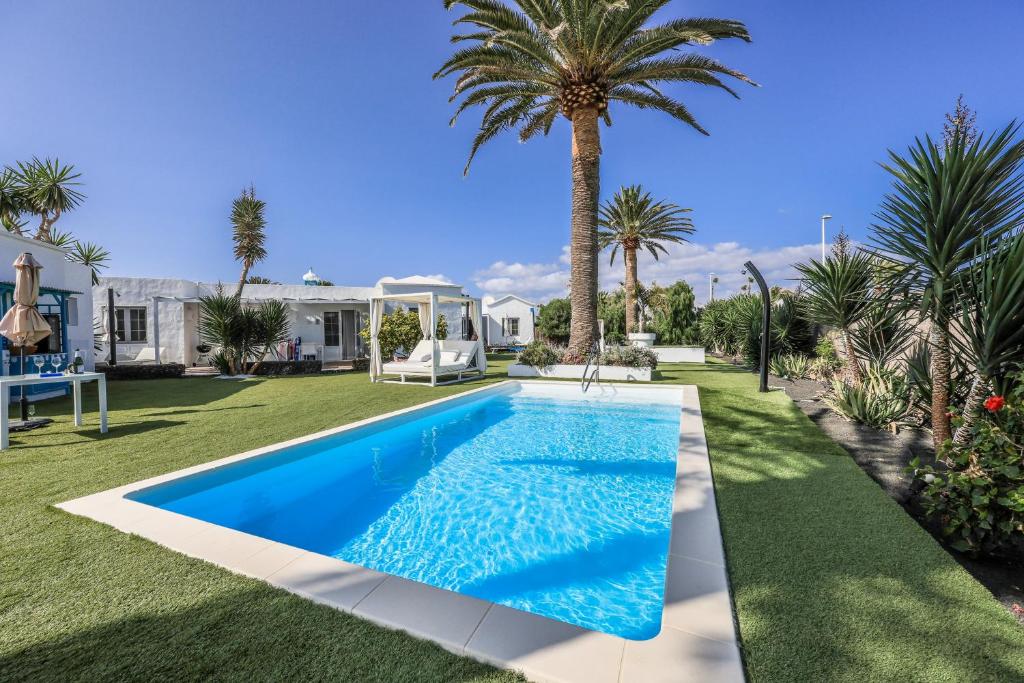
(470, 299, 487, 374)
(417, 303, 431, 339)
(369, 298, 383, 381)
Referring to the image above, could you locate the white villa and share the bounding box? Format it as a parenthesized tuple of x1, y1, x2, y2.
(482, 294, 537, 348)
(92, 272, 473, 367)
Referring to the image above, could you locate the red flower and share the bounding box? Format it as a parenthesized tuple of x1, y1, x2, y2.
(984, 395, 1005, 412)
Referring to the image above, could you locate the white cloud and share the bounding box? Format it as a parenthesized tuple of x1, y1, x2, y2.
(472, 240, 824, 304)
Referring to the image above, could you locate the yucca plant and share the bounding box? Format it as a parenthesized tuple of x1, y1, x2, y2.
(871, 122, 1024, 446)
(231, 186, 268, 298)
(906, 336, 971, 423)
(436, 0, 755, 361)
(598, 185, 694, 333)
(14, 158, 85, 242)
(849, 298, 916, 369)
(794, 250, 874, 384)
(950, 232, 1024, 443)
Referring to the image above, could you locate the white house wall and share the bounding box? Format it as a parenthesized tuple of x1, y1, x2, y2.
(92, 276, 472, 364)
(0, 232, 95, 370)
(485, 297, 536, 345)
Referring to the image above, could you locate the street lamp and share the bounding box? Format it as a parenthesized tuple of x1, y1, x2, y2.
(708, 272, 718, 302)
(820, 214, 833, 261)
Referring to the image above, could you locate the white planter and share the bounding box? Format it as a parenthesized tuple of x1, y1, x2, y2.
(628, 332, 657, 348)
(507, 363, 652, 382)
(651, 347, 706, 364)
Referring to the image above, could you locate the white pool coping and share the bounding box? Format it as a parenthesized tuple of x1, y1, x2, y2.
(57, 380, 744, 683)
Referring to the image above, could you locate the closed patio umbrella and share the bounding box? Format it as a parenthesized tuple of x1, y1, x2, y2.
(0, 253, 53, 426)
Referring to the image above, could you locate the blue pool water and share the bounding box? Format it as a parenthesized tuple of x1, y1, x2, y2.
(129, 384, 682, 639)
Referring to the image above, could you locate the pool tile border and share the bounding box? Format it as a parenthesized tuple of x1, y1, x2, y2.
(57, 381, 744, 683)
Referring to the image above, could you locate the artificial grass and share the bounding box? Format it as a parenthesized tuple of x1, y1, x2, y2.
(0, 358, 1021, 681)
(657, 361, 1024, 682)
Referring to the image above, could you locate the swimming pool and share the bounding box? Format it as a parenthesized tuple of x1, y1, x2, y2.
(127, 382, 684, 640)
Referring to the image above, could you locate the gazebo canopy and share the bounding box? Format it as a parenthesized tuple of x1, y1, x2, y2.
(368, 291, 485, 386)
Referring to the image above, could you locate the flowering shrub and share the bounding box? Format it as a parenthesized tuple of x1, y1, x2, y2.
(910, 374, 1024, 556)
(516, 341, 562, 367)
(599, 345, 658, 369)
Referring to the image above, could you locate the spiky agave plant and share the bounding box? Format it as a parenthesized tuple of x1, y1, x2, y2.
(436, 0, 755, 361)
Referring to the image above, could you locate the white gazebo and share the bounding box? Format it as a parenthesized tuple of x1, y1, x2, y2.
(369, 291, 486, 386)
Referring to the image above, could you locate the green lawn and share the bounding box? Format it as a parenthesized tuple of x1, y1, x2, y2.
(1, 358, 1021, 682)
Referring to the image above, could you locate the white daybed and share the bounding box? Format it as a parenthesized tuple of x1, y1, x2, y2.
(369, 291, 487, 387)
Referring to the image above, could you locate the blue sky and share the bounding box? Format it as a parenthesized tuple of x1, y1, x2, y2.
(3, 1, 1023, 303)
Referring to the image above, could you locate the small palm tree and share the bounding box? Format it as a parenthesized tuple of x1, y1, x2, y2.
(231, 186, 268, 298)
(436, 1, 754, 361)
(0, 167, 29, 235)
(871, 122, 1024, 446)
(795, 251, 874, 385)
(66, 242, 110, 286)
(598, 185, 693, 333)
(15, 158, 85, 243)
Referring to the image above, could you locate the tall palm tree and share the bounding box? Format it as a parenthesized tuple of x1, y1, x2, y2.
(231, 186, 268, 298)
(15, 158, 85, 243)
(436, 0, 754, 361)
(794, 250, 874, 385)
(598, 185, 693, 333)
(871, 123, 1024, 447)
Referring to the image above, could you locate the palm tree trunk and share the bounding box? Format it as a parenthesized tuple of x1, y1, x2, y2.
(235, 263, 250, 299)
(565, 107, 601, 364)
(624, 246, 638, 334)
(842, 328, 863, 385)
(953, 374, 988, 446)
(930, 324, 952, 447)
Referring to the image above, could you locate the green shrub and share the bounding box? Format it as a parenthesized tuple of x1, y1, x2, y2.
(599, 345, 658, 369)
(359, 307, 423, 360)
(516, 341, 561, 367)
(815, 336, 838, 360)
(536, 298, 571, 345)
(910, 373, 1024, 556)
(769, 353, 810, 380)
(96, 363, 186, 380)
(825, 365, 911, 428)
(809, 355, 843, 381)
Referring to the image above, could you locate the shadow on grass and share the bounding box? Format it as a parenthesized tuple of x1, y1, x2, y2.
(0, 582, 518, 683)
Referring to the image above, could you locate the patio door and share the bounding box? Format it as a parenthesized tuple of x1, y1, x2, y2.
(340, 310, 356, 359)
(323, 311, 341, 362)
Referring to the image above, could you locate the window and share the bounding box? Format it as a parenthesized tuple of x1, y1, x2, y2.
(37, 314, 63, 353)
(505, 317, 520, 337)
(115, 307, 147, 342)
(324, 311, 340, 347)
(66, 297, 79, 327)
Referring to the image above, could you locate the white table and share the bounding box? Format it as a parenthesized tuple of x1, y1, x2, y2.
(0, 371, 107, 449)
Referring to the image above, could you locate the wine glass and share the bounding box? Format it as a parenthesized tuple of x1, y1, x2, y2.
(51, 354, 64, 373)
(33, 356, 44, 374)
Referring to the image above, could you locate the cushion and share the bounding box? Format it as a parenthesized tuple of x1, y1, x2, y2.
(439, 350, 461, 364)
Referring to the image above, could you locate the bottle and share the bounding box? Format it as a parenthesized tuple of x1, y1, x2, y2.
(72, 349, 83, 374)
